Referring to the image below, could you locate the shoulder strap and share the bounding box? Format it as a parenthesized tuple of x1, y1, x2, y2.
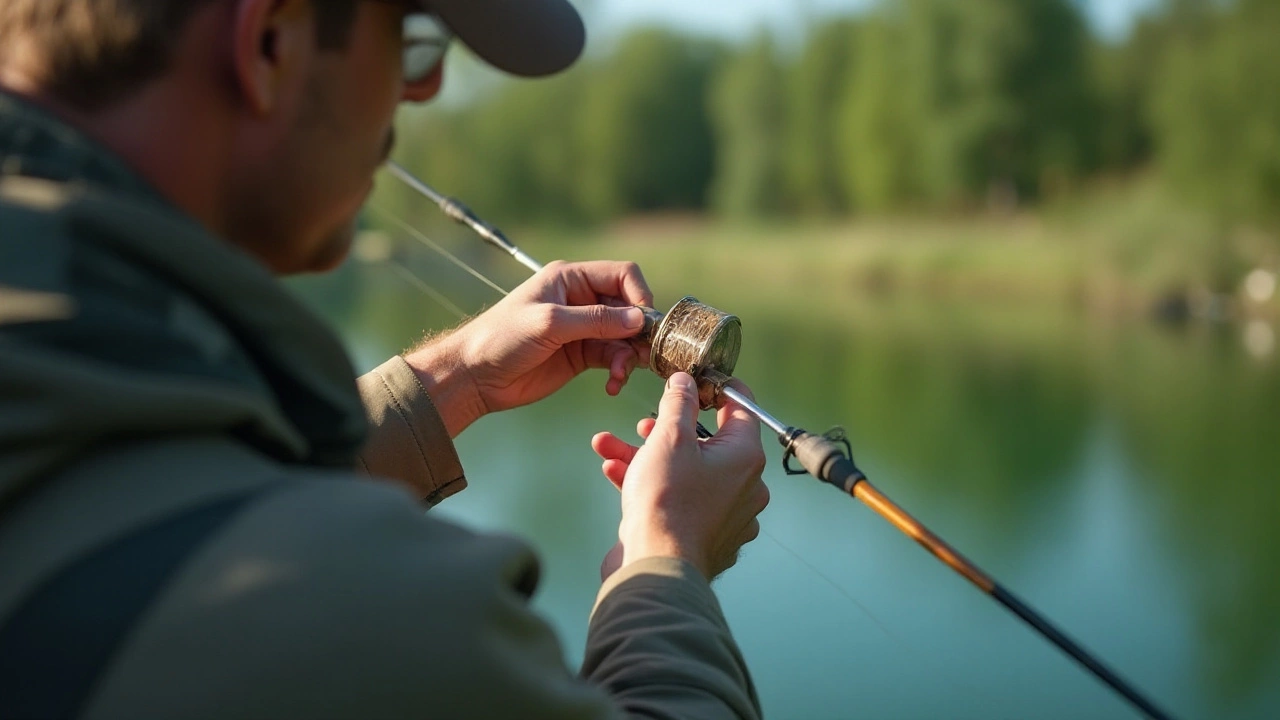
(0, 491, 259, 719)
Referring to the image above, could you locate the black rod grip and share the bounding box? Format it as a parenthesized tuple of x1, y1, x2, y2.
(787, 432, 866, 493)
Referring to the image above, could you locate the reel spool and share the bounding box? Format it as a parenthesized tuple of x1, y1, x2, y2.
(645, 297, 742, 410)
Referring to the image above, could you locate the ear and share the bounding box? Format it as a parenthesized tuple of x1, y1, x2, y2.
(230, 0, 314, 115)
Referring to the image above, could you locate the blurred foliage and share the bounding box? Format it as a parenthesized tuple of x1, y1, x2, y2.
(575, 30, 721, 219)
(843, 0, 1099, 210)
(1149, 0, 1280, 227)
(782, 20, 857, 216)
(397, 29, 721, 226)
(708, 35, 787, 218)
(393, 0, 1280, 254)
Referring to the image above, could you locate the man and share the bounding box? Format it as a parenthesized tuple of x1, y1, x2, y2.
(0, 1, 770, 718)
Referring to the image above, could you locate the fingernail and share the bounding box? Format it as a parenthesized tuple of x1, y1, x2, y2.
(624, 307, 645, 330)
(667, 373, 694, 391)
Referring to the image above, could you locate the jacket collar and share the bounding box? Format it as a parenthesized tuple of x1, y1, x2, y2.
(0, 89, 369, 470)
(0, 90, 160, 200)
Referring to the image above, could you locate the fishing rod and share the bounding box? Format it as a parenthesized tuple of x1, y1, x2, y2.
(382, 160, 1179, 720)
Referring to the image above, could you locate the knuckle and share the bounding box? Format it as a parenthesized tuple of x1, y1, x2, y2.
(588, 304, 611, 337)
(754, 482, 771, 513)
(528, 304, 558, 335)
(722, 552, 740, 572)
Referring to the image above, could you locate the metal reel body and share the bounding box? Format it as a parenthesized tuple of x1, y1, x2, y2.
(648, 297, 741, 409)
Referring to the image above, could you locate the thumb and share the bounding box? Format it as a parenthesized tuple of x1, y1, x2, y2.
(546, 304, 646, 343)
(711, 378, 761, 442)
(651, 372, 700, 443)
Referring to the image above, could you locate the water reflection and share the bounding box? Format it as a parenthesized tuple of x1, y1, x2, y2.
(290, 264, 1280, 720)
(742, 306, 1093, 552)
(1107, 325, 1280, 707)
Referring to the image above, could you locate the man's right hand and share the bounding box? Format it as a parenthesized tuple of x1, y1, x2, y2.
(590, 372, 770, 582)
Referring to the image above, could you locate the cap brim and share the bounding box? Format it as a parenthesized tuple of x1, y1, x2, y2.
(429, 0, 586, 78)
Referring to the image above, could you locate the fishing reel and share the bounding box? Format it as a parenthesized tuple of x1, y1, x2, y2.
(636, 296, 742, 410)
(388, 162, 1181, 719)
(639, 297, 856, 480)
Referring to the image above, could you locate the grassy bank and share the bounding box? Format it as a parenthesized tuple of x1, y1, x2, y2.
(517, 178, 1278, 324)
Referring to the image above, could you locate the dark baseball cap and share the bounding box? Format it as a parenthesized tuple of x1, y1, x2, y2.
(427, 0, 586, 77)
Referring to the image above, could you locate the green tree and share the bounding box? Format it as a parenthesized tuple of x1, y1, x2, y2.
(466, 75, 587, 223)
(783, 20, 859, 216)
(1090, 15, 1169, 172)
(1150, 0, 1280, 227)
(574, 29, 721, 219)
(838, 15, 923, 212)
(839, 0, 1098, 211)
(708, 34, 787, 219)
(390, 65, 590, 226)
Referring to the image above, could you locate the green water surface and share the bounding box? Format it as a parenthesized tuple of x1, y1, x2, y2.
(294, 258, 1280, 720)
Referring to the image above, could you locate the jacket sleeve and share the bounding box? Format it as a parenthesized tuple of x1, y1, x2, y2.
(355, 355, 467, 505)
(80, 479, 761, 720)
(585, 560, 763, 719)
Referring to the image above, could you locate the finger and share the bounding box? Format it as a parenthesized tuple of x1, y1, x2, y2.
(635, 417, 657, 439)
(752, 477, 771, 515)
(562, 260, 654, 308)
(591, 431, 641, 463)
(605, 344, 639, 396)
(650, 372, 700, 445)
(610, 344, 637, 380)
(545, 304, 647, 345)
(601, 459, 628, 489)
(712, 378, 761, 441)
(630, 337, 652, 370)
(589, 341, 648, 394)
(714, 549, 742, 577)
(580, 339, 636, 372)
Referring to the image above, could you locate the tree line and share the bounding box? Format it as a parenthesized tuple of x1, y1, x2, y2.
(394, 0, 1280, 230)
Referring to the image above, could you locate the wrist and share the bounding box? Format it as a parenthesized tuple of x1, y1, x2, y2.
(400, 330, 486, 438)
(620, 529, 711, 581)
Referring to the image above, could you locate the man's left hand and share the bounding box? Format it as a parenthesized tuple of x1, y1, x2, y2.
(401, 260, 654, 437)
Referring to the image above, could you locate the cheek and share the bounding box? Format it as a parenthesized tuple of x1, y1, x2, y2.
(341, 21, 406, 116)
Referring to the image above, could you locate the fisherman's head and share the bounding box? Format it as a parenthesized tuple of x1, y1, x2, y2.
(0, 0, 583, 273)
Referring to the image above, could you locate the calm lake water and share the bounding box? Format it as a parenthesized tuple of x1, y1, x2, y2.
(293, 254, 1280, 720)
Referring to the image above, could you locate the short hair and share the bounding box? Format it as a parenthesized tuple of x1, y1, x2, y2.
(0, 0, 359, 111)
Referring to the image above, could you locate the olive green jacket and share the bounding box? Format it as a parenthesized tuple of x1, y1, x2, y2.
(0, 91, 760, 719)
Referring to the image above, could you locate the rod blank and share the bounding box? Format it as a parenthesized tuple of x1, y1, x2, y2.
(386, 161, 543, 274)
(382, 162, 1178, 720)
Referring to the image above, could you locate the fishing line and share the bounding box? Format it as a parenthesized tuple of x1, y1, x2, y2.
(368, 211, 1055, 720)
(753, 511, 1031, 715)
(365, 166, 1179, 719)
(366, 208, 924, 650)
(384, 259, 470, 320)
(368, 204, 509, 296)
(369, 226, 1013, 715)
(758, 528, 905, 647)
